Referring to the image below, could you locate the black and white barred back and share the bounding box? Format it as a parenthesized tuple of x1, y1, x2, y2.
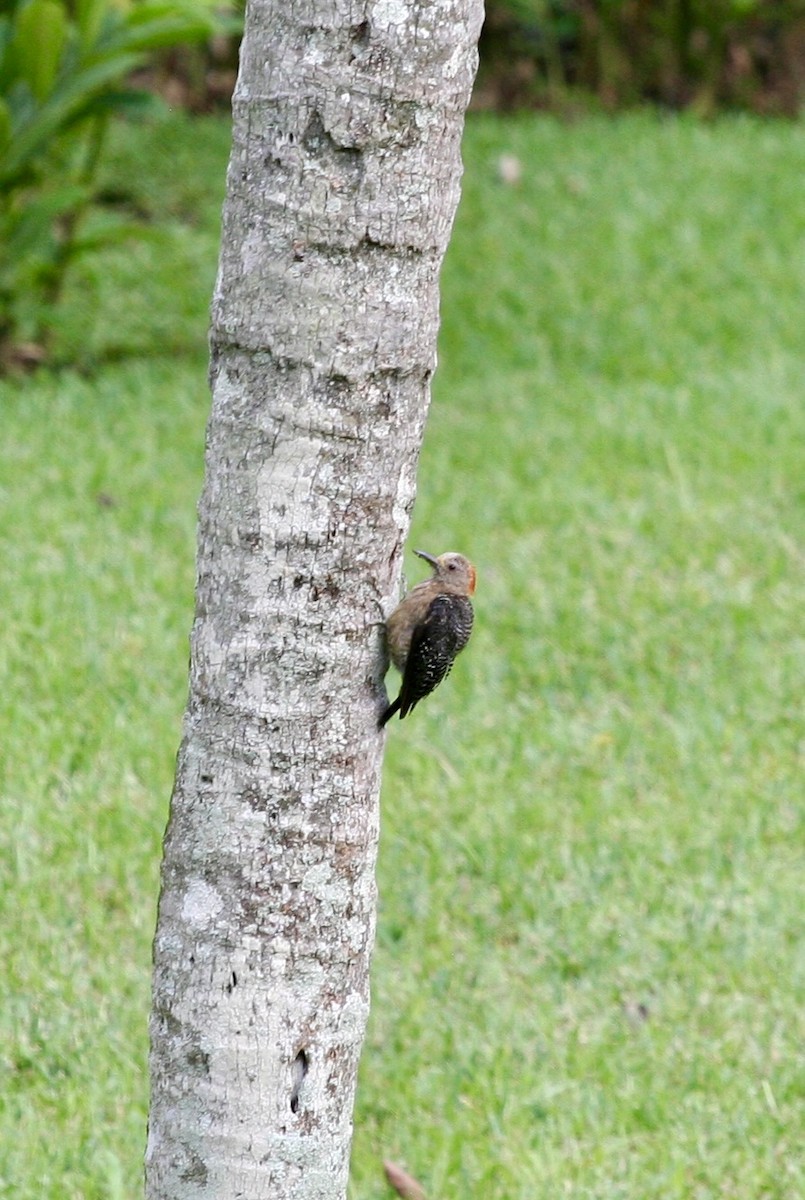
(396, 593, 474, 720)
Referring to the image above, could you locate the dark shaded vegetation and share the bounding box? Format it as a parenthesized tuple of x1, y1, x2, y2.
(478, 1, 805, 113)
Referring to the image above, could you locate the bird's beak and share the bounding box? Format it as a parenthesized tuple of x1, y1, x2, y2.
(414, 550, 438, 568)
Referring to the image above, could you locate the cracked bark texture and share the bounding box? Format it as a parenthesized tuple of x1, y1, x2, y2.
(144, 2, 483, 1198)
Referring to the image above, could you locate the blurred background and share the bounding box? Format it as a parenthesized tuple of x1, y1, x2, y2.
(1, 3, 804, 1198)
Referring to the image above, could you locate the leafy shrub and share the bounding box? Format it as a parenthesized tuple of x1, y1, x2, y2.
(479, 0, 805, 113)
(0, 0, 239, 365)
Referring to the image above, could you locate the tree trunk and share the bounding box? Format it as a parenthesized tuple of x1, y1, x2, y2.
(144, 2, 482, 1198)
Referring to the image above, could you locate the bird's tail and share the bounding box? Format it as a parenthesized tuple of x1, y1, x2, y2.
(378, 697, 401, 729)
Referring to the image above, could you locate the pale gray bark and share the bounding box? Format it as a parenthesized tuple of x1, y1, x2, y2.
(145, 2, 482, 1198)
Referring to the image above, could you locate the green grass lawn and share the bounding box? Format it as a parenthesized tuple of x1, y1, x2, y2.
(1, 111, 804, 1199)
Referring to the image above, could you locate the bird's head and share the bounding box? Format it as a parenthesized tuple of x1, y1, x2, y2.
(415, 550, 477, 596)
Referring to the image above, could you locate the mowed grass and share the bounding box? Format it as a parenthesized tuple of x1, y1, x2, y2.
(1, 112, 804, 1198)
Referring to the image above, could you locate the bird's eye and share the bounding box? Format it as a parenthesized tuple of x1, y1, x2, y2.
(448, 562, 456, 570)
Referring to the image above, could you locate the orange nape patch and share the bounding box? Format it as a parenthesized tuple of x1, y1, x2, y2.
(468, 564, 477, 595)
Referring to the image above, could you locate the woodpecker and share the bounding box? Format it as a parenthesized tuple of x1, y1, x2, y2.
(379, 550, 476, 728)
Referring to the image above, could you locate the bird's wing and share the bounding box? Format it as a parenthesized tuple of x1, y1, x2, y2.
(398, 594, 473, 719)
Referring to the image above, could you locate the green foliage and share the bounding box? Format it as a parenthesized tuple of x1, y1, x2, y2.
(481, 0, 805, 112)
(2, 112, 805, 1197)
(0, 0, 237, 358)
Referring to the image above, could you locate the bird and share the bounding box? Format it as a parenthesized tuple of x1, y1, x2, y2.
(379, 550, 476, 728)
